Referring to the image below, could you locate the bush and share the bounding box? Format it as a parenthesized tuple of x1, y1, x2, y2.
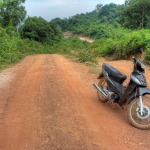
(77, 50, 97, 63)
(20, 17, 63, 45)
(0, 26, 56, 65)
(87, 29, 150, 60)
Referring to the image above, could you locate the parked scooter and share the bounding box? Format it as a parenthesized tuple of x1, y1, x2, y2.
(93, 57, 150, 129)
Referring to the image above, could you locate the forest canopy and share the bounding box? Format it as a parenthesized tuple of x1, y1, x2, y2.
(52, 0, 150, 35)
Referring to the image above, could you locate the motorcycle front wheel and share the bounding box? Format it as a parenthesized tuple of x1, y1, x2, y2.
(127, 96, 150, 130)
(97, 77, 108, 103)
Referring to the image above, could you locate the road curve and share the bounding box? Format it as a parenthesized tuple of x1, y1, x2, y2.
(0, 54, 149, 150)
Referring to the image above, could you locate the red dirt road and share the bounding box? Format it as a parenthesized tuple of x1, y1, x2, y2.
(0, 54, 150, 150)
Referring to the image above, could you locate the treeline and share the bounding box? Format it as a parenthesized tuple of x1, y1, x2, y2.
(0, 0, 88, 68)
(52, 0, 150, 63)
(0, 0, 59, 65)
(52, 0, 150, 38)
(0, 0, 62, 44)
(51, 3, 122, 37)
(0, 0, 150, 67)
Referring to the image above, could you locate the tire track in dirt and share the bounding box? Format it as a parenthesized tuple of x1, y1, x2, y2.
(0, 55, 44, 150)
(33, 55, 91, 150)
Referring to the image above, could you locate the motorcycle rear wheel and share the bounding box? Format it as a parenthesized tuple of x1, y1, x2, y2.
(127, 96, 150, 130)
(97, 77, 108, 103)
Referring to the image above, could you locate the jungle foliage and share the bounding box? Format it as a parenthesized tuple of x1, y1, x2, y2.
(0, 0, 89, 67)
(0, 0, 150, 67)
(20, 17, 62, 45)
(51, 0, 150, 63)
(86, 29, 150, 59)
(0, 25, 89, 66)
(51, 3, 122, 38)
(0, 0, 26, 27)
(52, 1, 150, 37)
(121, 0, 150, 29)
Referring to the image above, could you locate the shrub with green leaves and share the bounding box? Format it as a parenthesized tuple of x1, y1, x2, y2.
(20, 17, 63, 45)
(0, 26, 55, 65)
(87, 29, 150, 60)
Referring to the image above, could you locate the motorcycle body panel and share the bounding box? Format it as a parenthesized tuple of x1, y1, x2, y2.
(96, 58, 148, 106)
(138, 87, 150, 96)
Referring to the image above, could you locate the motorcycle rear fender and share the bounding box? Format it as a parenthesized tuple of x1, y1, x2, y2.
(97, 73, 104, 79)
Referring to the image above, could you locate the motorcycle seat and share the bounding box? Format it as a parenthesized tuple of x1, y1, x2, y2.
(102, 63, 127, 84)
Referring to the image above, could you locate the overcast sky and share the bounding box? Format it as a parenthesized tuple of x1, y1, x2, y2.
(25, 0, 125, 21)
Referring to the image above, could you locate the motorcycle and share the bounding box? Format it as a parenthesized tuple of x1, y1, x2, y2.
(93, 57, 150, 129)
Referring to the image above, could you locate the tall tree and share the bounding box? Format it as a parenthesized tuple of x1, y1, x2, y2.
(0, 0, 26, 27)
(121, 0, 150, 29)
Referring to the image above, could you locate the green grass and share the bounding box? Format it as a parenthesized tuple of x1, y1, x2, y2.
(0, 63, 16, 72)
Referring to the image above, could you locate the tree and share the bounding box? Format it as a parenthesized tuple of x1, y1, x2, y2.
(125, 0, 131, 5)
(51, 17, 68, 31)
(0, 0, 26, 27)
(121, 0, 150, 29)
(98, 3, 123, 27)
(0, 0, 3, 7)
(95, 4, 103, 12)
(21, 17, 62, 45)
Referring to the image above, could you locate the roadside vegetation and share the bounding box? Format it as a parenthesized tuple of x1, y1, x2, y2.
(0, 25, 89, 67)
(0, 0, 89, 69)
(52, 0, 150, 63)
(0, 0, 150, 69)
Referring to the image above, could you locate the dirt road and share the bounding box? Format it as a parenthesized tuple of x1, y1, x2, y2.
(77, 36, 94, 43)
(64, 31, 94, 43)
(0, 54, 150, 150)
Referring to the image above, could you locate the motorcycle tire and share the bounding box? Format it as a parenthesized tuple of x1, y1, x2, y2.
(97, 77, 108, 103)
(127, 96, 150, 130)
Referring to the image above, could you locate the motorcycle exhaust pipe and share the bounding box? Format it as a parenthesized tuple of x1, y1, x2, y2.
(93, 83, 107, 97)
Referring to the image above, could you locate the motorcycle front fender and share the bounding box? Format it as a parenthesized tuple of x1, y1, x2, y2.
(138, 87, 150, 96)
(126, 87, 150, 104)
